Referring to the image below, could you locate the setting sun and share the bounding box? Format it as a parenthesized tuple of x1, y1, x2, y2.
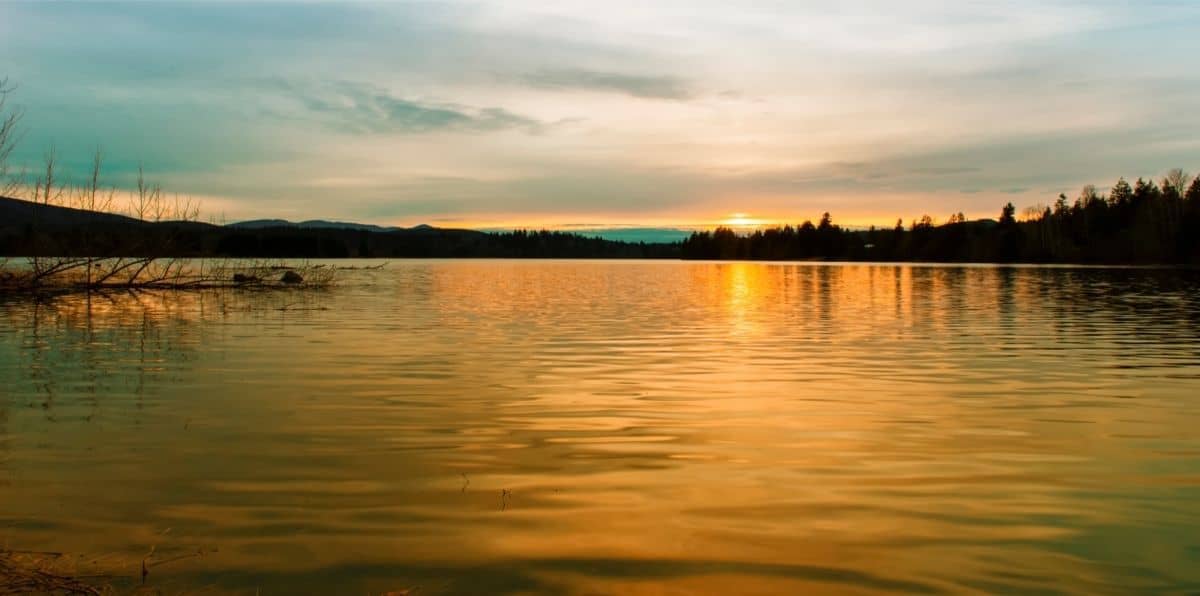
(722, 213, 765, 228)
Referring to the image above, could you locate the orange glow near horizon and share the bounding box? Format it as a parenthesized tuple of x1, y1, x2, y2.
(399, 212, 937, 232)
(199, 200, 984, 230)
(719, 213, 768, 228)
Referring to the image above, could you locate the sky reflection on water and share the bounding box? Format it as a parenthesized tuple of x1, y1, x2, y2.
(1, 261, 1199, 594)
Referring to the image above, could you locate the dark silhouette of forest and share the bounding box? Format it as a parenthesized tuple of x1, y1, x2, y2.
(6, 172, 1200, 263)
(683, 171, 1200, 264)
(0, 196, 680, 259)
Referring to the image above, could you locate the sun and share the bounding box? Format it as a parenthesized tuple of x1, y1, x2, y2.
(721, 213, 764, 227)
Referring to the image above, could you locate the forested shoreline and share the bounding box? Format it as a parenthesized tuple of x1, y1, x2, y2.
(683, 171, 1200, 264)
(6, 167, 1200, 264)
(0, 195, 681, 260)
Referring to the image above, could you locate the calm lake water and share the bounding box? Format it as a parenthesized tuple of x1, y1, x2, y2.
(2, 261, 1199, 594)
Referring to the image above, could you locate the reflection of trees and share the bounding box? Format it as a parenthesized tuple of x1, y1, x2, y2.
(0, 286, 332, 488)
(4, 293, 186, 427)
(0, 289, 331, 422)
(0, 385, 8, 489)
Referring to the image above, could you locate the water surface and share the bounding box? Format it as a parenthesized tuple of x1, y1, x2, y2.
(1, 261, 1199, 594)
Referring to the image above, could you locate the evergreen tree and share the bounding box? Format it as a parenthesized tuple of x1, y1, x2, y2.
(1162, 178, 1182, 202)
(1110, 178, 1133, 207)
(1133, 177, 1162, 205)
(673, 167, 1200, 264)
(818, 212, 834, 231)
(999, 203, 1016, 226)
(1054, 193, 1069, 217)
(1186, 176, 1200, 204)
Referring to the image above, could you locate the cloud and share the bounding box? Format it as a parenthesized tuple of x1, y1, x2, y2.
(263, 79, 541, 135)
(522, 69, 694, 100)
(3, 1, 1200, 226)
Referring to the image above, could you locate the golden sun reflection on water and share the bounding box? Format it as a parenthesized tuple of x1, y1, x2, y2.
(1, 261, 1199, 594)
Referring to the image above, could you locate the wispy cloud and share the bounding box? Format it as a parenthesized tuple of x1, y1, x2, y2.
(264, 79, 541, 135)
(522, 69, 694, 100)
(2, 1, 1199, 225)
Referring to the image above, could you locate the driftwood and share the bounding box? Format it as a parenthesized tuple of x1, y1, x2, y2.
(0, 258, 336, 294)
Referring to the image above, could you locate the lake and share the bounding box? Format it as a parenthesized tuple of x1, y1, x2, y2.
(1, 261, 1199, 594)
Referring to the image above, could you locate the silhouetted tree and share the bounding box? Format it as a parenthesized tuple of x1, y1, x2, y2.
(1186, 176, 1200, 204)
(999, 203, 1016, 226)
(1110, 178, 1133, 208)
(0, 77, 20, 196)
(682, 167, 1200, 264)
(1133, 177, 1160, 207)
(818, 212, 833, 231)
(1182, 175, 1200, 260)
(1054, 193, 1069, 217)
(1165, 168, 1192, 194)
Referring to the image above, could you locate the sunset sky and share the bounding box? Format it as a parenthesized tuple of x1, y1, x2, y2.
(2, 1, 1199, 230)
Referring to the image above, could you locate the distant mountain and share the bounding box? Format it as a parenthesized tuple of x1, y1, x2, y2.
(3, 199, 688, 243)
(0, 196, 215, 230)
(226, 219, 292, 229)
(0, 196, 678, 259)
(1, 195, 142, 228)
(228, 219, 407, 233)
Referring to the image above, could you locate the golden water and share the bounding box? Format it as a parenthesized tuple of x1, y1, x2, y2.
(1, 261, 1198, 594)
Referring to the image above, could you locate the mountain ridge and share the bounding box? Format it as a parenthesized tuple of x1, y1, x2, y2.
(0, 196, 679, 259)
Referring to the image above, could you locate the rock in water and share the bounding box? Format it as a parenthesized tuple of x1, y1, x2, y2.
(280, 271, 304, 284)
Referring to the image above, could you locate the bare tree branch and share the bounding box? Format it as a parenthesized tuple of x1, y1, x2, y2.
(0, 77, 25, 197)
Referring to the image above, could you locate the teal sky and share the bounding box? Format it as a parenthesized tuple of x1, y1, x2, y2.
(2, 1, 1199, 228)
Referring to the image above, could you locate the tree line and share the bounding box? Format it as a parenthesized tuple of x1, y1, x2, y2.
(682, 169, 1200, 264)
(210, 227, 680, 259)
(0, 195, 681, 261)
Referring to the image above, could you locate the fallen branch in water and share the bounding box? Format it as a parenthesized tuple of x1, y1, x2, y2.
(0, 258, 337, 294)
(0, 145, 335, 295)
